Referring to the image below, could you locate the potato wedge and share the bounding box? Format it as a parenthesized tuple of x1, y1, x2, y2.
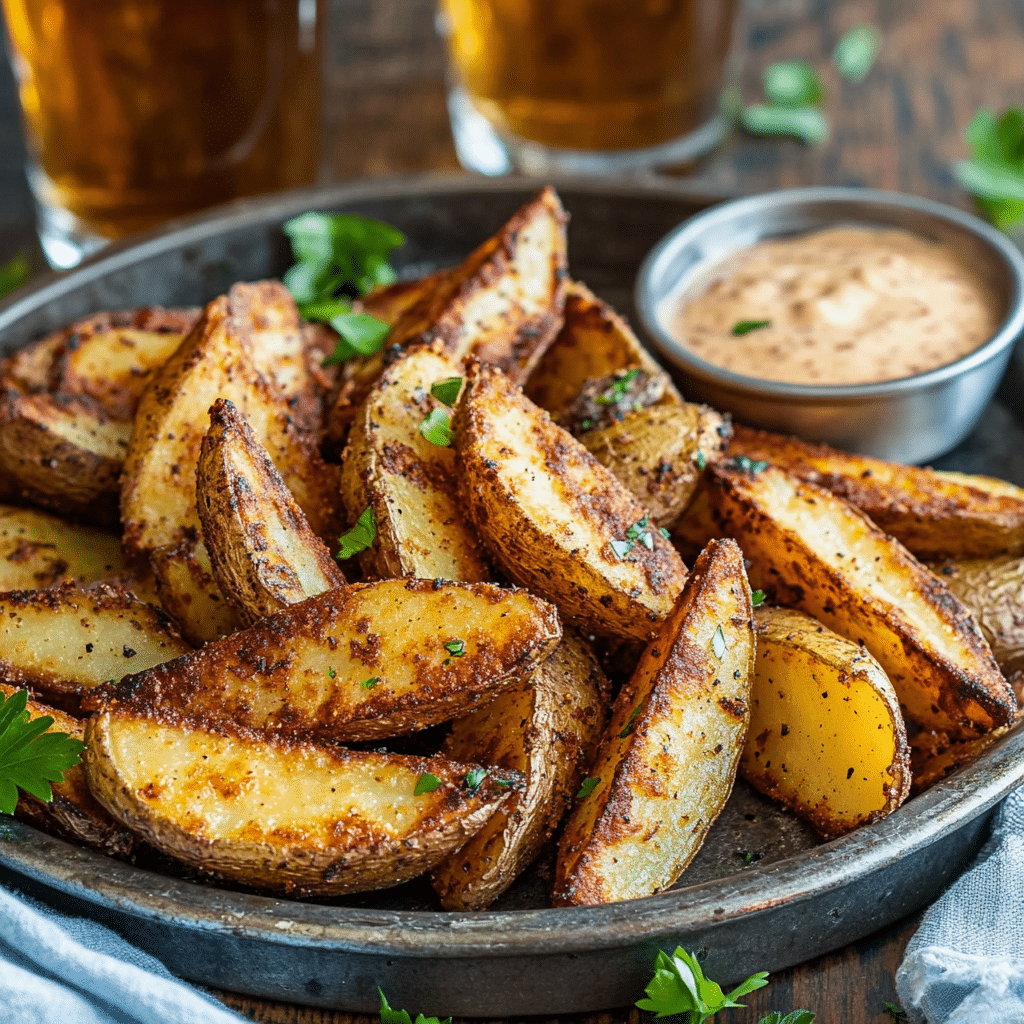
(341, 345, 491, 582)
(742, 606, 910, 839)
(91, 579, 561, 743)
(706, 461, 1015, 738)
(909, 725, 1015, 794)
(2, 683, 136, 856)
(84, 709, 520, 895)
(0, 504, 124, 590)
(580, 404, 732, 528)
(355, 270, 451, 324)
(730, 424, 1024, 560)
(669, 480, 721, 562)
(0, 583, 190, 706)
(432, 631, 609, 910)
(455, 362, 687, 642)
(553, 538, 754, 906)
(197, 399, 345, 625)
(524, 280, 682, 415)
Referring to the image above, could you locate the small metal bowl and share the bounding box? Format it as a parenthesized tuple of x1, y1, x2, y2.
(635, 186, 1024, 463)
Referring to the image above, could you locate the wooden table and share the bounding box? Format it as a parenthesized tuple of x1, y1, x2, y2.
(0, 1, 1017, 1021)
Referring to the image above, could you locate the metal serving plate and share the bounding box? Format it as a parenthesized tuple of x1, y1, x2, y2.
(1, 176, 1023, 1017)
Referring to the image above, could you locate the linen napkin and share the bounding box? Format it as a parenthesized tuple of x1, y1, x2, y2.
(896, 784, 1024, 1023)
(0, 866, 247, 1024)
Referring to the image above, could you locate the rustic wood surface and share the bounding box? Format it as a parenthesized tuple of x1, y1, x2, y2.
(0, 0, 1016, 1021)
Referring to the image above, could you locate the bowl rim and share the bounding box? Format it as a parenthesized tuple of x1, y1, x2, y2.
(634, 185, 1024, 402)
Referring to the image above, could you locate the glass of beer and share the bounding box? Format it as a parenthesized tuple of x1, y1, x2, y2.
(439, 0, 742, 176)
(1, 0, 324, 267)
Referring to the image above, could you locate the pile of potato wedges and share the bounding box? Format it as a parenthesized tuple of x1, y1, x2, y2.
(2, 186, 1022, 910)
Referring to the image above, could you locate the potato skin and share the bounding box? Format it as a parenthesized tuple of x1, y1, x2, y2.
(455, 362, 688, 642)
(554, 538, 754, 906)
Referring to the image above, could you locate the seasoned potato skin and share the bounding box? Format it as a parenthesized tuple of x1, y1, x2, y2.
(455, 362, 687, 642)
(554, 538, 754, 906)
(706, 461, 1015, 739)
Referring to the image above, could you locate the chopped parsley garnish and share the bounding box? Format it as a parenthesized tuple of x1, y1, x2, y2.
(956, 106, 1024, 229)
(420, 408, 455, 447)
(729, 455, 770, 475)
(414, 773, 442, 795)
(751, 589, 766, 607)
(834, 25, 881, 83)
(328, 666, 336, 679)
(741, 104, 829, 146)
(626, 514, 655, 550)
(0, 689, 86, 814)
(362, 676, 380, 690)
(620, 705, 643, 739)
(731, 319, 772, 336)
(610, 538, 635, 559)
(443, 638, 466, 658)
(696, 451, 707, 470)
(659, 526, 671, 540)
(464, 767, 488, 791)
(378, 988, 451, 1024)
(882, 1005, 908, 1022)
(429, 376, 463, 407)
(576, 776, 601, 799)
(337, 506, 377, 560)
(712, 625, 727, 659)
(595, 367, 642, 405)
(760, 1013, 816, 1024)
(763, 61, 823, 108)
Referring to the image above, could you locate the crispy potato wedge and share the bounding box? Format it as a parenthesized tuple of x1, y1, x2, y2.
(730, 424, 1024, 560)
(0, 389, 129, 525)
(91, 579, 561, 743)
(706, 462, 1015, 738)
(0, 504, 125, 590)
(909, 725, 1014, 794)
(0, 331, 66, 392)
(929, 556, 1024, 677)
(0, 583, 189, 706)
(524, 280, 682, 415)
(669, 480, 721, 562)
(455, 362, 687, 642)
(553, 538, 754, 906)
(355, 270, 451, 324)
(121, 282, 339, 558)
(432, 631, 609, 910)
(2, 683, 136, 856)
(341, 345, 491, 582)
(580, 404, 732, 527)
(84, 709, 520, 895)
(742, 606, 910, 839)
(198, 399, 345, 626)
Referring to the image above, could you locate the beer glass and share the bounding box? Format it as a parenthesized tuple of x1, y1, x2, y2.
(1, 0, 324, 267)
(440, 0, 742, 176)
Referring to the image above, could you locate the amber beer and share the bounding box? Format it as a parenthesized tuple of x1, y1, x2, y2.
(442, 0, 739, 154)
(1, 0, 322, 242)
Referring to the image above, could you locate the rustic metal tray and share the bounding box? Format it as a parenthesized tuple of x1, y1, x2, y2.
(1, 176, 1023, 1017)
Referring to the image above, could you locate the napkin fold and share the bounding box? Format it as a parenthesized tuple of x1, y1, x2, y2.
(0, 868, 246, 1024)
(896, 785, 1024, 1023)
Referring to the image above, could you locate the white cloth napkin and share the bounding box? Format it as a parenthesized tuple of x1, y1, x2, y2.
(0, 868, 247, 1024)
(896, 785, 1024, 1023)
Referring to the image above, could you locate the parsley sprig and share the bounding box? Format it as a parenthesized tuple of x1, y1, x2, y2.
(282, 212, 403, 364)
(636, 947, 768, 1023)
(955, 107, 1024, 230)
(0, 689, 86, 814)
(378, 988, 450, 1024)
(337, 507, 377, 560)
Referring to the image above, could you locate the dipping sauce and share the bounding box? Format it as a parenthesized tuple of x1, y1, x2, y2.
(668, 225, 1002, 385)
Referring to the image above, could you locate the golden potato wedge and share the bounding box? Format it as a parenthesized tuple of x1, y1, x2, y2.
(0, 504, 125, 590)
(669, 480, 721, 562)
(84, 709, 520, 896)
(730, 424, 1024, 560)
(553, 538, 754, 906)
(197, 399, 345, 626)
(455, 362, 687, 642)
(341, 345, 491, 582)
(742, 606, 910, 839)
(354, 270, 450, 324)
(2, 683, 136, 856)
(580, 404, 732, 528)
(909, 725, 1015, 794)
(121, 282, 339, 558)
(0, 330, 66, 392)
(706, 461, 1015, 739)
(432, 631, 609, 910)
(929, 556, 1024, 677)
(0, 389, 129, 525)
(524, 280, 682, 415)
(0, 583, 189, 707)
(91, 579, 561, 743)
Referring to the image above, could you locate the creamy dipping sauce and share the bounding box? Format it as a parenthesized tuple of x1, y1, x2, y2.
(667, 225, 1002, 386)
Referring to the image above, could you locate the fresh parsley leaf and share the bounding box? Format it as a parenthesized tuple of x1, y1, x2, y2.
(595, 367, 642, 404)
(321, 311, 392, 365)
(834, 25, 881, 83)
(620, 705, 643, 739)
(420, 407, 455, 447)
(576, 776, 600, 799)
(751, 589, 766, 608)
(328, 667, 336, 679)
(378, 988, 451, 1024)
(696, 451, 707, 471)
(882, 1004, 908, 1022)
(763, 61, 824, 108)
(610, 538, 635, 559)
(430, 376, 463, 407)
(0, 689, 85, 814)
(730, 455, 769, 475)
(955, 108, 1024, 229)
(464, 767, 488, 791)
(659, 526, 671, 540)
(741, 104, 829, 145)
(414, 773, 442, 795)
(759, 1013, 815, 1024)
(443, 638, 465, 658)
(0, 252, 29, 300)
(732, 319, 772, 336)
(362, 676, 380, 690)
(636, 947, 768, 1022)
(712, 625, 727, 659)
(337, 506, 377, 560)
